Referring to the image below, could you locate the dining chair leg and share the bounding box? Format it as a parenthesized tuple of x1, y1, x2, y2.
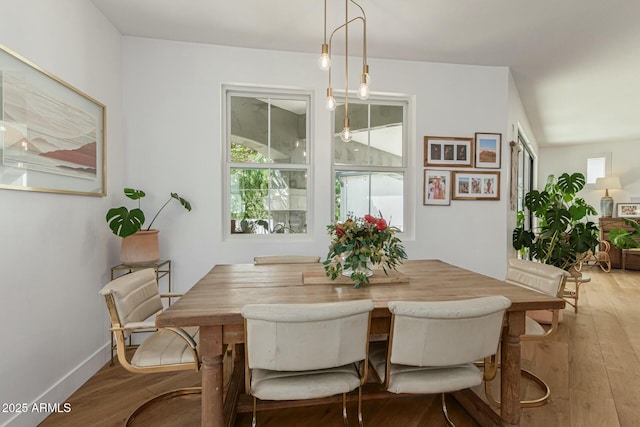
(342, 393, 349, 427)
(357, 386, 364, 427)
(441, 393, 456, 427)
(251, 396, 257, 427)
(125, 387, 201, 426)
(484, 367, 550, 408)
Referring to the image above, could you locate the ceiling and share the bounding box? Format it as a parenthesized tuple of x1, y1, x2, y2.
(90, 0, 640, 147)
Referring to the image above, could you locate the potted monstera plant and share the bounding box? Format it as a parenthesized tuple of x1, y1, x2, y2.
(609, 218, 640, 250)
(512, 172, 600, 274)
(106, 188, 192, 265)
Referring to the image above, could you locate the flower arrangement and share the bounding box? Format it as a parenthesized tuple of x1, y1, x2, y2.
(324, 213, 407, 288)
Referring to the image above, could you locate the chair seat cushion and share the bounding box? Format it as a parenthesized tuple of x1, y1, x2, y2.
(369, 342, 482, 394)
(525, 316, 546, 336)
(131, 327, 199, 367)
(250, 363, 360, 400)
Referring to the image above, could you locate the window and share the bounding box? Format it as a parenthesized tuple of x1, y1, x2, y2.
(516, 131, 535, 232)
(586, 157, 606, 184)
(332, 97, 408, 231)
(224, 86, 311, 235)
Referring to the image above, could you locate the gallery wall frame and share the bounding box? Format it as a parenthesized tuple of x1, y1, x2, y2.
(452, 170, 500, 201)
(474, 132, 501, 169)
(0, 44, 106, 196)
(423, 169, 451, 206)
(617, 203, 640, 218)
(424, 136, 473, 168)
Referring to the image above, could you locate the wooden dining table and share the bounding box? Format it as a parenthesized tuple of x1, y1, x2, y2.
(156, 259, 565, 427)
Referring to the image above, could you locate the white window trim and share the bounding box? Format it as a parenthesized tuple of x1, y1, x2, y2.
(330, 93, 415, 240)
(221, 84, 314, 240)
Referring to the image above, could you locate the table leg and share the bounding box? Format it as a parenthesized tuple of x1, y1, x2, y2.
(200, 325, 224, 427)
(501, 310, 525, 426)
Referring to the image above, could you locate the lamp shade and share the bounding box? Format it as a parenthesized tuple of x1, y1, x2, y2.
(595, 176, 621, 190)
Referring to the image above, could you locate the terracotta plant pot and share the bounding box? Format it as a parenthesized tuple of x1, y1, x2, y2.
(120, 229, 160, 265)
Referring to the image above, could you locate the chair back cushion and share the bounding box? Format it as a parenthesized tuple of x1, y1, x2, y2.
(506, 258, 570, 297)
(388, 296, 511, 367)
(242, 299, 374, 371)
(99, 269, 163, 330)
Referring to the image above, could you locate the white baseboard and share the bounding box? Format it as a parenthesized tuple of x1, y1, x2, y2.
(2, 343, 110, 427)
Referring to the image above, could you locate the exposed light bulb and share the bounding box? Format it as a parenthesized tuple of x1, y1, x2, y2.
(326, 96, 337, 111)
(358, 68, 370, 99)
(357, 82, 370, 100)
(318, 54, 331, 71)
(325, 87, 336, 110)
(340, 127, 352, 142)
(318, 44, 331, 70)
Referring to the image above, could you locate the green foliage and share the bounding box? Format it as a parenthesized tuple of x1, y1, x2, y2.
(609, 218, 640, 250)
(106, 206, 144, 238)
(237, 218, 270, 234)
(106, 188, 192, 238)
(512, 172, 599, 271)
(237, 169, 269, 220)
(230, 143, 270, 224)
(323, 213, 407, 288)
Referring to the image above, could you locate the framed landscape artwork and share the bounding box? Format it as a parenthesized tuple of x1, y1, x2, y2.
(452, 170, 500, 200)
(474, 132, 501, 169)
(424, 136, 473, 168)
(617, 203, 640, 218)
(423, 169, 451, 206)
(0, 44, 106, 196)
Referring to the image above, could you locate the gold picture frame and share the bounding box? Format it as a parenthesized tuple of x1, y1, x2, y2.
(452, 170, 500, 201)
(424, 136, 473, 168)
(423, 169, 451, 206)
(0, 44, 106, 196)
(474, 132, 502, 169)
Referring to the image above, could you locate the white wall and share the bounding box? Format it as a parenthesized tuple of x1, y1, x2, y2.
(0, 7, 530, 423)
(0, 1, 123, 425)
(539, 141, 640, 221)
(122, 37, 512, 285)
(505, 72, 540, 256)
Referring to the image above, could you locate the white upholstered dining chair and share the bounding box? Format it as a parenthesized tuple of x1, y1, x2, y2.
(484, 257, 570, 408)
(99, 268, 200, 425)
(368, 296, 511, 427)
(241, 299, 374, 427)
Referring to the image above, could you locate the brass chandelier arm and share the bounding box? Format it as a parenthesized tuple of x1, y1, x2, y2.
(328, 15, 366, 70)
(327, 15, 365, 108)
(320, 0, 370, 142)
(349, 0, 367, 67)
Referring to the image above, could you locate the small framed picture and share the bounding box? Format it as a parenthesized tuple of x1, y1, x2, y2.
(474, 132, 502, 169)
(617, 203, 640, 218)
(424, 136, 473, 168)
(424, 169, 451, 206)
(452, 170, 500, 200)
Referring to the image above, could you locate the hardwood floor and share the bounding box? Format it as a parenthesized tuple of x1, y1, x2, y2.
(40, 268, 640, 427)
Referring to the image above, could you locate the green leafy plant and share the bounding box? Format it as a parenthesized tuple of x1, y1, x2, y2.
(324, 213, 407, 288)
(609, 218, 640, 250)
(236, 218, 270, 234)
(106, 188, 192, 238)
(512, 172, 599, 271)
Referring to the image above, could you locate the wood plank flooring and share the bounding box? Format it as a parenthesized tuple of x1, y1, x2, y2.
(40, 268, 640, 427)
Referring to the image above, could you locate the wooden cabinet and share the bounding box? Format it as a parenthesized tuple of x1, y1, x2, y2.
(599, 218, 640, 270)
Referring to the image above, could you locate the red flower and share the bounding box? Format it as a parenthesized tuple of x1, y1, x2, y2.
(376, 218, 388, 231)
(336, 226, 345, 237)
(364, 214, 376, 224)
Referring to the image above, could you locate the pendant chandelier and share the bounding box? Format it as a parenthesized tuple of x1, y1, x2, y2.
(318, 0, 370, 142)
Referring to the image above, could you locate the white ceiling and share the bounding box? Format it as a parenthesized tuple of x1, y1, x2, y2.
(90, 0, 640, 147)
